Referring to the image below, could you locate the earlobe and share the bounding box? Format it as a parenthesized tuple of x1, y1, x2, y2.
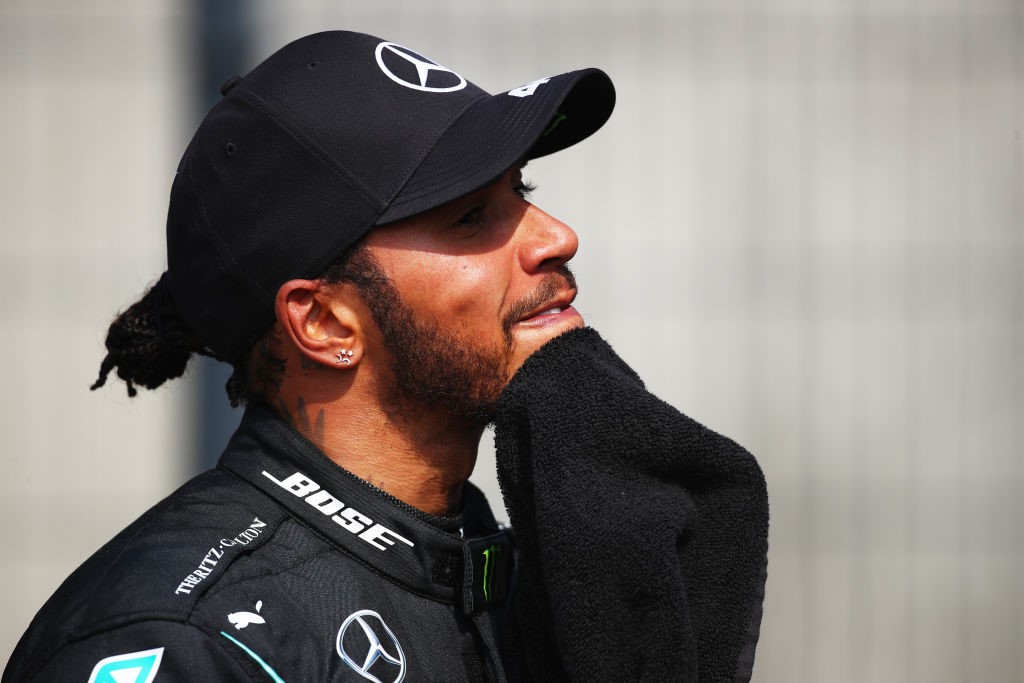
(275, 279, 362, 369)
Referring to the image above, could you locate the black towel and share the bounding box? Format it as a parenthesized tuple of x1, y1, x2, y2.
(494, 327, 769, 682)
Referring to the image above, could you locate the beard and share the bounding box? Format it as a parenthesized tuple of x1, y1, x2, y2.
(343, 248, 575, 423)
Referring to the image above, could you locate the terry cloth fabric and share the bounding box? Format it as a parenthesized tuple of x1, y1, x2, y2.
(494, 327, 769, 682)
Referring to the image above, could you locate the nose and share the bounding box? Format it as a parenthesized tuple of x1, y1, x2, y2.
(516, 204, 579, 273)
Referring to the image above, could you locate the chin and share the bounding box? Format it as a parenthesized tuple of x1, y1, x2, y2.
(519, 313, 584, 346)
(510, 323, 581, 372)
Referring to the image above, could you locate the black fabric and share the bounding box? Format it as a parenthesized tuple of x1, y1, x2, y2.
(166, 91, 382, 360)
(494, 327, 769, 682)
(3, 406, 513, 682)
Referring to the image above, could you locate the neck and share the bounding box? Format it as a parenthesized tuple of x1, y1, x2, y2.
(271, 383, 484, 517)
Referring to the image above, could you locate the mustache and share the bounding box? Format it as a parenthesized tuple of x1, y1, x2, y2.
(502, 265, 577, 336)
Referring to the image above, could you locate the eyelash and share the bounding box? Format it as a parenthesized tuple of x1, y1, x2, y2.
(455, 208, 484, 227)
(515, 180, 537, 199)
(453, 180, 538, 227)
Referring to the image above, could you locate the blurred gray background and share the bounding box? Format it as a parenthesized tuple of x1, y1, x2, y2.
(1, 1, 1021, 680)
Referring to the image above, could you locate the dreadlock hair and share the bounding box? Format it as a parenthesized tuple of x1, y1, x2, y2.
(223, 328, 287, 408)
(90, 273, 215, 397)
(92, 242, 387, 407)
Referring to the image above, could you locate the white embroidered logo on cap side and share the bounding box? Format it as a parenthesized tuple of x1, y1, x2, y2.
(508, 77, 551, 98)
(375, 42, 467, 93)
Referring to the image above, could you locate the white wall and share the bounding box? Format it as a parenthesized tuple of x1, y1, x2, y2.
(0, 0, 192, 668)
(2, 1, 1021, 681)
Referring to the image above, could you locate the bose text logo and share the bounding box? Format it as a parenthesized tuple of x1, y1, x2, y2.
(375, 41, 467, 93)
(262, 470, 414, 551)
(337, 610, 406, 682)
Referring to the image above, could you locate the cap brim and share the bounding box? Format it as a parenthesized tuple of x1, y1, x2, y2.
(376, 68, 615, 224)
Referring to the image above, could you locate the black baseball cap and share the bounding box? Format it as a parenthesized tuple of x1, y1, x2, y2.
(165, 30, 615, 361)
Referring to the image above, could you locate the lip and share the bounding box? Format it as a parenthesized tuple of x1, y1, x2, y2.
(514, 291, 579, 326)
(516, 304, 582, 329)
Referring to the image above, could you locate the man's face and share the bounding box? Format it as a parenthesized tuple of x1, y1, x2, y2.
(357, 166, 583, 422)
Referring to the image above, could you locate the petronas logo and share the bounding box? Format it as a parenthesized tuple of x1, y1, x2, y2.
(88, 647, 163, 683)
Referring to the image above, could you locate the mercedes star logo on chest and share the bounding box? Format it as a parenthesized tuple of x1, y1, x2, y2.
(336, 609, 407, 682)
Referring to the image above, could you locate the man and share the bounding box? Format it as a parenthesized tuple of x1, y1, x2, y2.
(5, 31, 768, 682)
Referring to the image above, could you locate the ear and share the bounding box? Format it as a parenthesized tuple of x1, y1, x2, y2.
(274, 279, 363, 369)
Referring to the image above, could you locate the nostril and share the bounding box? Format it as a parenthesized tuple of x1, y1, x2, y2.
(520, 209, 579, 273)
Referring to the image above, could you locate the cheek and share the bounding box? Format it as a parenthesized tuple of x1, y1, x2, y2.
(445, 258, 504, 305)
(400, 258, 507, 322)
(450, 262, 498, 310)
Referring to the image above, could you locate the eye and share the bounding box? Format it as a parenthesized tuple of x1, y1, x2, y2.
(454, 206, 483, 228)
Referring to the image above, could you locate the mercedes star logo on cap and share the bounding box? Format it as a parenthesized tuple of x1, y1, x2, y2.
(375, 41, 468, 93)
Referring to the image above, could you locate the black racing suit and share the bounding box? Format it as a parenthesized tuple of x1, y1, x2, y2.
(3, 403, 514, 682)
